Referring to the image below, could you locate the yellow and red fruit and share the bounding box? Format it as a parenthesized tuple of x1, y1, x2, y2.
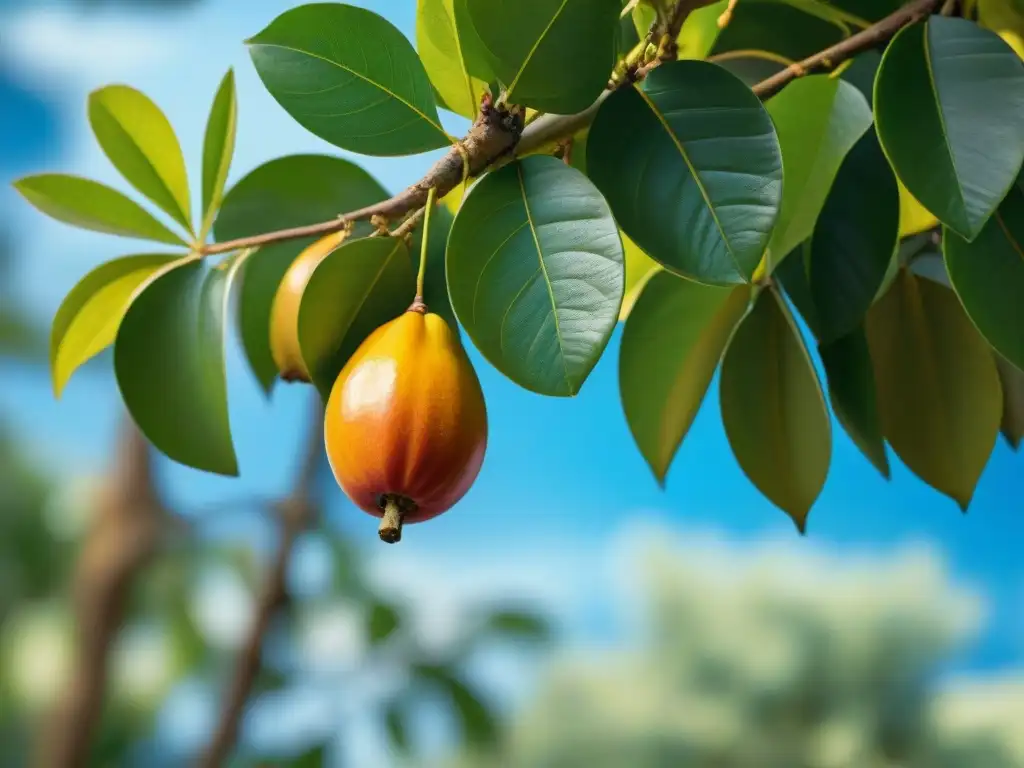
(324, 303, 487, 543)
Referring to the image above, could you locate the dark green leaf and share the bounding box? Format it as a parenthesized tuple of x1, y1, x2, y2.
(466, 0, 620, 113)
(808, 129, 900, 343)
(621, 272, 750, 484)
(368, 602, 400, 644)
(201, 70, 238, 238)
(215, 155, 389, 394)
(720, 287, 831, 531)
(818, 327, 890, 478)
(417, 0, 490, 119)
(14, 174, 187, 246)
(417, 666, 498, 748)
(292, 744, 326, 768)
(865, 269, 1001, 509)
(51, 254, 183, 398)
(944, 177, 1024, 372)
(298, 238, 415, 400)
(774, 241, 821, 336)
(247, 4, 450, 156)
(88, 85, 193, 235)
(447, 156, 624, 397)
(766, 75, 873, 269)
(996, 354, 1024, 450)
(482, 609, 551, 641)
(587, 60, 783, 285)
(114, 255, 245, 476)
(874, 16, 1024, 240)
(384, 704, 410, 754)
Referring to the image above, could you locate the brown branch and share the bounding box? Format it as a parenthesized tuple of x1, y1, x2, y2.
(752, 0, 942, 99)
(37, 419, 165, 768)
(196, 395, 325, 768)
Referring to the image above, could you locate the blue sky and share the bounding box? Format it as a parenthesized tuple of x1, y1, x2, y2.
(1, 0, 1022, 701)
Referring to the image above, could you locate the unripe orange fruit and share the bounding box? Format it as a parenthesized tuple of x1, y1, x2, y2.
(324, 303, 487, 543)
(270, 230, 348, 383)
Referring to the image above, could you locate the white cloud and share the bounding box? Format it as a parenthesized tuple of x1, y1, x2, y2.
(1, 7, 175, 85)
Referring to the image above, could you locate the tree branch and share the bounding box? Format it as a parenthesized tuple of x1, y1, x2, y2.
(37, 419, 165, 768)
(196, 395, 325, 768)
(203, 0, 939, 260)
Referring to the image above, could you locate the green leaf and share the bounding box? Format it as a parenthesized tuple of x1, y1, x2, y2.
(774, 241, 821, 336)
(587, 60, 783, 285)
(201, 70, 238, 239)
(51, 254, 183, 398)
(417, 0, 490, 119)
(678, 1, 729, 60)
(482, 609, 550, 641)
(766, 75, 873, 269)
(114, 255, 245, 476)
(215, 155, 389, 394)
(88, 85, 193, 235)
(368, 602, 400, 644)
(465, 0, 620, 113)
(447, 155, 624, 397)
(944, 177, 1024, 372)
(720, 287, 831, 531)
(292, 744, 326, 768)
(247, 4, 450, 156)
(807, 129, 900, 343)
(13, 174, 187, 246)
(818, 326, 890, 478)
(384, 704, 410, 754)
(996, 354, 1024, 450)
(619, 230, 660, 321)
(621, 272, 750, 484)
(298, 238, 415, 400)
(864, 268, 1001, 510)
(874, 16, 1024, 240)
(418, 666, 498, 747)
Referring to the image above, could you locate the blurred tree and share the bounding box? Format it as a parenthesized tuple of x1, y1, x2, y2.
(447, 540, 1024, 768)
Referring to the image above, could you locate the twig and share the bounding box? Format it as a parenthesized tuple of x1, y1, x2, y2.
(752, 0, 941, 99)
(204, 0, 937, 260)
(37, 419, 165, 768)
(196, 395, 324, 768)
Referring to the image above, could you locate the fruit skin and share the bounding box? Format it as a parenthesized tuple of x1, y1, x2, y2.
(324, 307, 487, 537)
(270, 229, 348, 383)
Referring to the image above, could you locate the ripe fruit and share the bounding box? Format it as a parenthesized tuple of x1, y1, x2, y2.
(269, 229, 349, 383)
(324, 302, 487, 543)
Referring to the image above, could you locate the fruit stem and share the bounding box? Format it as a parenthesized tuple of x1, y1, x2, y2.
(415, 186, 437, 304)
(379, 496, 407, 544)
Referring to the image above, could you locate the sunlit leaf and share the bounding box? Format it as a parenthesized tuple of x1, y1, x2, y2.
(720, 287, 831, 531)
(619, 231, 660, 322)
(898, 178, 938, 237)
(417, 0, 490, 119)
(447, 156, 624, 397)
(200, 70, 237, 239)
(622, 273, 749, 484)
(114, 254, 247, 476)
(51, 254, 183, 398)
(865, 269, 1001, 509)
(874, 16, 1024, 240)
(248, 4, 450, 156)
(14, 174, 187, 246)
(88, 85, 193, 235)
(588, 60, 783, 285)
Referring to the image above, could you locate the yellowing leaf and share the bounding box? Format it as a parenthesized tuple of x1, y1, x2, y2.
(898, 178, 938, 236)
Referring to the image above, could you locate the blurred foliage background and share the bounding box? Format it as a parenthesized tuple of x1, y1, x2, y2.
(1, 1, 1023, 767)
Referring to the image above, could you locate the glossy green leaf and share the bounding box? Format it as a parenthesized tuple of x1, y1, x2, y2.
(808, 129, 900, 343)
(114, 255, 246, 476)
(298, 238, 415, 400)
(14, 174, 187, 246)
(944, 177, 1024, 372)
(720, 287, 831, 531)
(215, 155, 389, 393)
(996, 354, 1024, 450)
(818, 326, 890, 478)
(247, 3, 450, 156)
(766, 75, 872, 269)
(368, 602, 400, 644)
(447, 156, 624, 397)
(587, 60, 783, 285)
(874, 16, 1024, 240)
(51, 254, 183, 398)
(88, 85, 193, 235)
(417, 0, 489, 119)
(200, 70, 237, 238)
(864, 269, 1001, 509)
(621, 273, 750, 484)
(465, 0, 620, 113)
